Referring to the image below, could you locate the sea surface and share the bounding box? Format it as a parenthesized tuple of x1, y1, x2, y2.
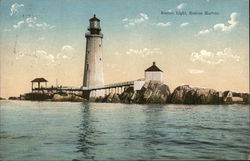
(0, 100, 249, 160)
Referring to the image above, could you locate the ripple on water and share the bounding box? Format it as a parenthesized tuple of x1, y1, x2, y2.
(11, 135, 34, 139)
(0, 102, 249, 160)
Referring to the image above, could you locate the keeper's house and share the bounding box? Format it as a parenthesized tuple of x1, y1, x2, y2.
(134, 62, 164, 91)
(145, 62, 163, 83)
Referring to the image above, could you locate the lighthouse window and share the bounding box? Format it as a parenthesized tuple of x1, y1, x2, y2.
(86, 64, 89, 70)
(99, 58, 102, 61)
(87, 51, 90, 54)
(99, 44, 101, 47)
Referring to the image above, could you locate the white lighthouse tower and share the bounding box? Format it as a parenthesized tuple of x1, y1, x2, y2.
(83, 15, 105, 97)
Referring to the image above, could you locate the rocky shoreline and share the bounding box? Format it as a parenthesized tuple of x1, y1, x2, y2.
(7, 81, 250, 104)
(95, 81, 249, 104)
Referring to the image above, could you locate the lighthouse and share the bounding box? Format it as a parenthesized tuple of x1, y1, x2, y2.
(83, 15, 105, 96)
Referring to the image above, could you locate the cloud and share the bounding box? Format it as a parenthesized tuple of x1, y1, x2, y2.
(25, 17, 37, 28)
(196, 29, 211, 36)
(114, 52, 122, 56)
(10, 3, 24, 16)
(188, 69, 204, 74)
(126, 48, 162, 57)
(180, 22, 189, 27)
(195, 12, 238, 36)
(34, 50, 55, 62)
(140, 13, 149, 20)
(3, 29, 12, 32)
(26, 17, 37, 24)
(35, 22, 55, 29)
(190, 48, 240, 65)
(13, 16, 56, 30)
(213, 12, 238, 32)
(57, 45, 75, 59)
(13, 20, 25, 29)
(62, 45, 74, 51)
(122, 13, 149, 27)
(153, 22, 172, 27)
(9, 4, 56, 30)
(122, 18, 128, 22)
(177, 3, 186, 10)
(15, 46, 75, 65)
(15, 49, 55, 64)
(123, 13, 171, 28)
(15, 52, 25, 60)
(26, 17, 55, 29)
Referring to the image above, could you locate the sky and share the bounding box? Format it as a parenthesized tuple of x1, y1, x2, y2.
(0, 0, 249, 98)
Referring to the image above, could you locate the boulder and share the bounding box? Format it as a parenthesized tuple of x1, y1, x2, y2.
(120, 81, 171, 104)
(52, 94, 86, 102)
(94, 96, 104, 102)
(170, 85, 220, 104)
(24, 93, 52, 101)
(119, 87, 135, 103)
(8, 96, 20, 100)
(112, 93, 121, 103)
(102, 93, 120, 103)
(136, 81, 171, 104)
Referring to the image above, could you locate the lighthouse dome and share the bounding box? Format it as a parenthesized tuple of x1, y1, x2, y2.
(89, 14, 100, 22)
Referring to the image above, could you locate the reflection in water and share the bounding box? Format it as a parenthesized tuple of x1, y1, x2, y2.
(76, 103, 98, 160)
(142, 105, 167, 159)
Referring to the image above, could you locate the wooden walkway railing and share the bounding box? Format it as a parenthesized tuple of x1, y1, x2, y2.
(33, 80, 135, 92)
(89, 81, 134, 90)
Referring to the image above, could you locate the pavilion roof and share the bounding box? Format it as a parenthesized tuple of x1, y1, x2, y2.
(31, 78, 48, 82)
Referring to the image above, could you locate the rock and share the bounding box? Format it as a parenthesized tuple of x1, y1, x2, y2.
(103, 93, 113, 102)
(0, 97, 6, 100)
(88, 97, 96, 102)
(8, 96, 20, 100)
(52, 94, 86, 102)
(243, 93, 250, 104)
(119, 87, 135, 103)
(120, 81, 171, 104)
(170, 85, 220, 104)
(20, 95, 25, 100)
(169, 85, 190, 104)
(24, 93, 52, 101)
(102, 93, 120, 103)
(112, 93, 121, 103)
(137, 81, 171, 104)
(95, 96, 104, 102)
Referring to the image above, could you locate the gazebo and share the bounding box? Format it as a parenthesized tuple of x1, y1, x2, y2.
(31, 78, 48, 91)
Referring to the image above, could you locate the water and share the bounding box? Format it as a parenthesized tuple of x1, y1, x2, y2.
(0, 100, 249, 160)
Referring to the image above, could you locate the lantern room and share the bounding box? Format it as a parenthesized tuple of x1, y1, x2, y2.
(88, 14, 101, 35)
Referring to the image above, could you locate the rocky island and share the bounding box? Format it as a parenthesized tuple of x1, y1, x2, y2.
(9, 81, 249, 105)
(97, 81, 249, 104)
